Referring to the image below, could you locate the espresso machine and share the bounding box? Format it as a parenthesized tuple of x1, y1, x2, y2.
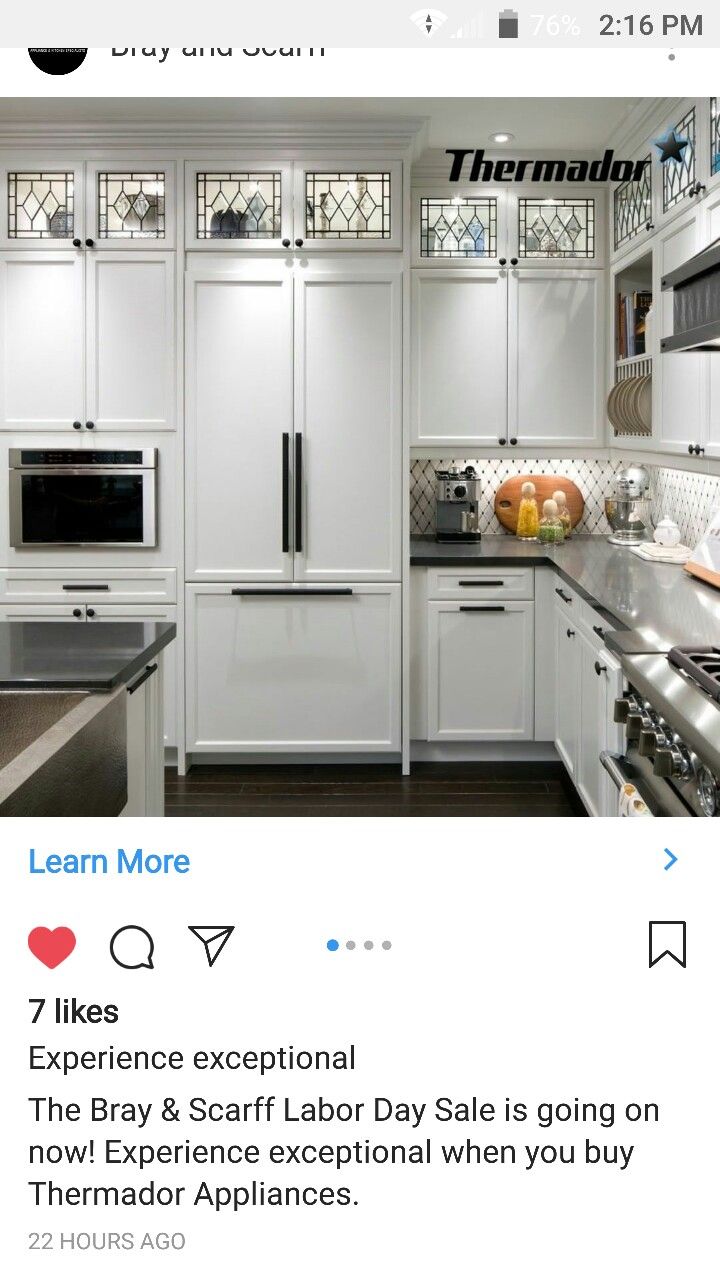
(434, 466, 481, 542)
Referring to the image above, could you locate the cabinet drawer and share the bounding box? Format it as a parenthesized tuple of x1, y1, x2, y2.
(186, 583, 401, 753)
(427, 567, 534, 600)
(0, 568, 176, 605)
(427, 599, 534, 741)
(578, 598, 616, 646)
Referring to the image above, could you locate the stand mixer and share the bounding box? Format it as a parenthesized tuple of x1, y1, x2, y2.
(604, 464, 653, 546)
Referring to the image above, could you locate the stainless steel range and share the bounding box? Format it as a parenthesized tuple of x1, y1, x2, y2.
(603, 645, 720, 816)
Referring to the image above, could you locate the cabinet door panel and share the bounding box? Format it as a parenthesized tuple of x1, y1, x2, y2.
(186, 585, 401, 752)
(509, 269, 603, 447)
(427, 600, 534, 741)
(0, 253, 84, 431)
(86, 252, 175, 430)
(186, 272, 293, 580)
(656, 211, 707, 451)
(412, 270, 508, 447)
(294, 273, 402, 580)
(554, 604, 580, 775)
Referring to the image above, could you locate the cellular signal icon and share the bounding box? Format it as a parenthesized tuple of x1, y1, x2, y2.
(410, 9, 449, 37)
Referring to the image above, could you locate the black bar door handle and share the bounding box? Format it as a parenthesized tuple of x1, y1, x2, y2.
(458, 579, 504, 587)
(555, 588, 572, 603)
(459, 605, 505, 613)
(294, 433, 303, 553)
(231, 588, 353, 597)
(63, 584, 110, 592)
(281, 433, 290, 553)
(127, 663, 158, 695)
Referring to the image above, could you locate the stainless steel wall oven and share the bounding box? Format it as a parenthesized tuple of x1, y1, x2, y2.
(9, 449, 157, 548)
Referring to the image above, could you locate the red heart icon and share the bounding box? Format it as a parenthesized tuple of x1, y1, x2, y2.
(28, 927, 76, 969)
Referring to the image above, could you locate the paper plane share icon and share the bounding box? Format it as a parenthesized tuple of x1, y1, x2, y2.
(188, 925, 235, 968)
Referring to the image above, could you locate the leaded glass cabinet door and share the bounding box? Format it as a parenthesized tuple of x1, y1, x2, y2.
(0, 162, 84, 250)
(294, 161, 402, 251)
(411, 188, 507, 268)
(514, 190, 603, 268)
(185, 163, 293, 251)
(86, 160, 176, 249)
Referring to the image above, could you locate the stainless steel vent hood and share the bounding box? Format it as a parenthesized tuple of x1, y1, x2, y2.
(661, 236, 720, 353)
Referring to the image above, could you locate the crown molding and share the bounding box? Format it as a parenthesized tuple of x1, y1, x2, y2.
(607, 97, 684, 155)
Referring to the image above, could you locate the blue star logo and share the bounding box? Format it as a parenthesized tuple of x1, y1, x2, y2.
(654, 130, 691, 164)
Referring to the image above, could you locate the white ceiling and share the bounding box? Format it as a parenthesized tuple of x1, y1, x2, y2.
(0, 96, 645, 150)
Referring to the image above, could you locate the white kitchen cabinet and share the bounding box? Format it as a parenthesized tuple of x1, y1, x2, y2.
(508, 268, 605, 447)
(426, 599, 534, 741)
(0, 248, 175, 434)
(0, 252, 84, 431)
(576, 631, 623, 816)
(655, 208, 708, 454)
(411, 269, 508, 448)
(0, 568, 176, 606)
(554, 603, 581, 776)
(185, 583, 401, 753)
(294, 272, 402, 580)
(86, 252, 176, 431)
(121, 656, 165, 816)
(185, 269, 294, 580)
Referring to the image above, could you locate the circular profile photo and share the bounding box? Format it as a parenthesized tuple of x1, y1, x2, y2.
(28, 49, 88, 75)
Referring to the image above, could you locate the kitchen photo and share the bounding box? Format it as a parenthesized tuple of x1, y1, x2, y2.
(0, 93, 719, 818)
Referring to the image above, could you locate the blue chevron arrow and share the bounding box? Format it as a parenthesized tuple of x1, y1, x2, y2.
(663, 848, 678, 871)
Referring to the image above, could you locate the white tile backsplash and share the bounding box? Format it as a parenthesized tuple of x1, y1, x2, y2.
(410, 457, 720, 546)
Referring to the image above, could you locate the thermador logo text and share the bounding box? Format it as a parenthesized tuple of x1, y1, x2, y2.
(447, 148, 648, 184)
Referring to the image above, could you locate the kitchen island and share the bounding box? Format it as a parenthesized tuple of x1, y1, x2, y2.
(0, 622, 176, 817)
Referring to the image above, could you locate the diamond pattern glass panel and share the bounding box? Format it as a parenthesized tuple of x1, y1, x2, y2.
(711, 98, 720, 176)
(196, 172, 281, 240)
(305, 172, 391, 239)
(662, 107, 696, 212)
(614, 157, 652, 251)
(519, 198, 595, 258)
(98, 172, 165, 239)
(7, 171, 74, 239)
(420, 197, 496, 258)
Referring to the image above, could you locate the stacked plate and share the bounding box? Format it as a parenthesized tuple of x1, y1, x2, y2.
(607, 374, 652, 437)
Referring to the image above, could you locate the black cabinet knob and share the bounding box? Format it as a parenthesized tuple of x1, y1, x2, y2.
(498, 437, 507, 446)
(282, 238, 291, 248)
(645, 221, 655, 231)
(85, 238, 95, 247)
(498, 257, 507, 266)
(593, 625, 605, 638)
(294, 238, 304, 248)
(86, 421, 95, 430)
(72, 238, 82, 248)
(72, 608, 83, 619)
(594, 660, 607, 677)
(510, 257, 519, 266)
(73, 420, 82, 430)
(566, 629, 575, 639)
(87, 608, 96, 618)
(688, 443, 704, 456)
(509, 437, 518, 446)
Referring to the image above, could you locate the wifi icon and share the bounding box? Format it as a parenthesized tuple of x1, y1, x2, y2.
(410, 9, 448, 36)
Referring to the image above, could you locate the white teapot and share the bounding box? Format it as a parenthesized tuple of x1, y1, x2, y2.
(654, 517, 682, 547)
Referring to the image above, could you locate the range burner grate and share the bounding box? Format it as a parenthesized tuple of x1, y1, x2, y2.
(668, 646, 720, 702)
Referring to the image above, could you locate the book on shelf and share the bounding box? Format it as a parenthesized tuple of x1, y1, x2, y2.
(617, 289, 652, 361)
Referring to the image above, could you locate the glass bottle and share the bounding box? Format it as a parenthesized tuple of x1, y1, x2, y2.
(552, 489, 572, 539)
(516, 481, 539, 541)
(538, 498, 565, 545)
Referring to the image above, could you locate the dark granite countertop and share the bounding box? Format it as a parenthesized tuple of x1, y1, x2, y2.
(411, 535, 720, 652)
(0, 621, 176, 690)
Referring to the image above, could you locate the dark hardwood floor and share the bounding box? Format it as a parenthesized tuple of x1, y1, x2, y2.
(165, 761, 586, 817)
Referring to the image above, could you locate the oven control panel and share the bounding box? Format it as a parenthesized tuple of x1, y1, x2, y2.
(614, 693, 718, 815)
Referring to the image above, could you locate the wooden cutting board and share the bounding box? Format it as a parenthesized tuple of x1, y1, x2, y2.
(494, 475, 585, 534)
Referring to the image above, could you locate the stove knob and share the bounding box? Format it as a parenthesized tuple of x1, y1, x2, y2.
(626, 711, 650, 741)
(697, 766, 718, 817)
(639, 728, 663, 758)
(653, 743, 692, 780)
(613, 696, 637, 724)
(453, 484, 467, 499)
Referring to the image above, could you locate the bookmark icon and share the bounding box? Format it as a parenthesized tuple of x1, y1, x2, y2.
(188, 925, 235, 968)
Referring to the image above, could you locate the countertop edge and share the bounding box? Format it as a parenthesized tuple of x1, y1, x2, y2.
(0, 623, 177, 691)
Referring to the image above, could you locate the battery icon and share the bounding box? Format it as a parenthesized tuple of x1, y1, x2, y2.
(498, 8, 519, 37)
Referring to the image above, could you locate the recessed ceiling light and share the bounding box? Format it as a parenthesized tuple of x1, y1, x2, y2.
(489, 131, 515, 144)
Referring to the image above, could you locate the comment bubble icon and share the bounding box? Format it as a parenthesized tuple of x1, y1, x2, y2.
(110, 925, 155, 971)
